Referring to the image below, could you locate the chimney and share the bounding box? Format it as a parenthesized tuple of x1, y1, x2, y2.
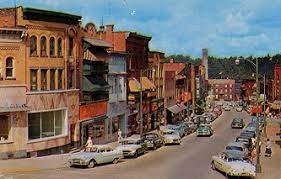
(169, 58, 174, 63)
(106, 24, 114, 33)
(105, 24, 114, 44)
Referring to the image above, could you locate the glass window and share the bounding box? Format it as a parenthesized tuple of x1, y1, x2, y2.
(30, 69, 38, 91)
(41, 69, 47, 91)
(30, 36, 37, 56)
(28, 113, 40, 140)
(40, 36, 47, 57)
(58, 69, 63, 90)
(28, 110, 66, 140)
(50, 69, 56, 90)
(57, 38, 62, 57)
(6, 57, 13, 78)
(0, 114, 10, 141)
(68, 37, 74, 56)
(50, 37, 55, 56)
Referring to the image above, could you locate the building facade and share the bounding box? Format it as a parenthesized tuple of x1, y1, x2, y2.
(208, 79, 235, 101)
(0, 7, 81, 159)
(273, 65, 281, 101)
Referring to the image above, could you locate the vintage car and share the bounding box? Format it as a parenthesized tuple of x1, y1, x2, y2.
(115, 135, 146, 158)
(161, 128, 181, 145)
(236, 136, 254, 151)
(236, 106, 243, 112)
(142, 132, 163, 150)
(167, 124, 185, 138)
(185, 121, 197, 133)
(224, 105, 231, 111)
(196, 124, 213, 137)
(211, 152, 256, 178)
(231, 118, 244, 129)
(213, 107, 222, 116)
(68, 145, 123, 168)
(225, 142, 249, 159)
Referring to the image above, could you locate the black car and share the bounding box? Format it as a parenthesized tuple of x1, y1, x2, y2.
(236, 136, 253, 151)
(231, 118, 244, 128)
(142, 133, 163, 150)
(240, 130, 255, 139)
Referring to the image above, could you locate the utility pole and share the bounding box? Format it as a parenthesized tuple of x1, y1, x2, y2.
(139, 69, 143, 135)
(263, 74, 267, 137)
(255, 57, 261, 173)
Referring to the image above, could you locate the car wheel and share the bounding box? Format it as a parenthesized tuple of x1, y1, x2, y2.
(134, 150, 138, 158)
(87, 160, 96, 168)
(112, 158, 119, 164)
(211, 161, 216, 170)
(153, 145, 157, 150)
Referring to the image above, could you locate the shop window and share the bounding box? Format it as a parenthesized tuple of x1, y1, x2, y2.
(58, 69, 63, 90)
(0, 114, 10, 141)
(30, 69, 38, 91)
(40, 36, 47, 57)
(30, 36, 37, 56)
(28, 110, 66, 140)
(57, 38, 63, 57)
(41, 69, 47, 91)
(50, 69, 56, 90)
(50, 37, 55, 57)
(5, 57, 14, 78)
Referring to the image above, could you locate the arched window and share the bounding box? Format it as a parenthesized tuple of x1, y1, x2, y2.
(50, 37, 55, 57)
(6, 57, 14, 78)
(30, 36, 37, 56)
(40, 36, 47, 57)
(57, 38, 62, 57)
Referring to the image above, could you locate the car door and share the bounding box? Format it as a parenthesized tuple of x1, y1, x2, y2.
(99, 147, 110, 164)
(105, 147, 115, 163)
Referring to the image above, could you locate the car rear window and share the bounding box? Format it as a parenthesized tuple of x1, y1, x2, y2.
(226, 146, 243, 151)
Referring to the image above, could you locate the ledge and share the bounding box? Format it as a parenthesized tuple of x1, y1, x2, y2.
(27, 89, 79, 95)
(27, 134, 68, 144)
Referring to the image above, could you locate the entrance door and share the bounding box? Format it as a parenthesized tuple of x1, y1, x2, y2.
(151, 113, 155, 129)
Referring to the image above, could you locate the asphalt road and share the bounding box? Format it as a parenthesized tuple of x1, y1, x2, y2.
(8, 110, 251, 179)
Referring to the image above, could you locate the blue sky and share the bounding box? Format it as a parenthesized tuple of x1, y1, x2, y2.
(2, 0, 281, 57)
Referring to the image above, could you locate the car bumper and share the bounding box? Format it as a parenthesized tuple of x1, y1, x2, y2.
(197, 132, 211, 136)
(164, 138, 181, 144)
(69, 160, 88, 166)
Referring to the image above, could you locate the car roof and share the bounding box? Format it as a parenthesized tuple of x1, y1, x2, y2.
(223, 151, 244, 160)
(227, 142, 245, 148)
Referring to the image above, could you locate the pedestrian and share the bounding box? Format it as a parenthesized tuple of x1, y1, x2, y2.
(118, 129, 122, 143)
(265, 138, 272, 157)
(85, 136, 93, 152)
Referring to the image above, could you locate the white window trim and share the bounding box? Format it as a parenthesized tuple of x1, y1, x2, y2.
(27, 108, 68, 143)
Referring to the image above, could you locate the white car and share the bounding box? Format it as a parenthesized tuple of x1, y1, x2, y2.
(236, 106, 243, 112)
(211, 152, 256, 178)
(161, 128, 181, 145)
(115, 135, 146, 158)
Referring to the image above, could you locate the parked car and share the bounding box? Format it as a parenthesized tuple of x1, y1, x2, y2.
(225, 142, 249, 159)
(236, 106, 243, 112)
(196, 124, 213, 137)
(236, 136, 254, 151)
(224, 105, 231, 111)
(142, 132, 163, 150)
(176, 122, 193, 135)
(115, 135, 146, 158)
(167, 124, 185, 138)
(211, 152, 256, 178)
(68, 145, 123, 168)
(184, 121, 197, 134)
(231, 118, 244, 129)
(161, 128, 181, 145)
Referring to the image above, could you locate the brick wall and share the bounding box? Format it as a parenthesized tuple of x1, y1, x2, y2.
(0, 8, 16, 27)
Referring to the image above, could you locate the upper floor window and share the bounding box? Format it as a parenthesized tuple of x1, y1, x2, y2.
(58, 69, 63, 90)
(68, 37, 74, 56)
(30, 69, 38, 91)
(6, 57, 14, 78)
(50, 37, 55, 57)
(57, 38, 62, 57)
(40, 36, 47, 57)
(41, 69, 48, 91)
(50, 69, 56, 90)
(30, 36, 37, 56)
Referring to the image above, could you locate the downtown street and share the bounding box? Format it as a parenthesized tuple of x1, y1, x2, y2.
(4, 111, 252, 179)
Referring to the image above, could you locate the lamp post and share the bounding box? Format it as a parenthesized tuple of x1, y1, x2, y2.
(235, 57, 261, 173)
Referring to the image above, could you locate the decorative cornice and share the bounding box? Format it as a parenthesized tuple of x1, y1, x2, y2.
(0, 46, 20, 50)
(26, 25, 66, 32)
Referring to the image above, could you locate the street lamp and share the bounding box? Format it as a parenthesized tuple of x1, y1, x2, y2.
(235, 56, 261, 173)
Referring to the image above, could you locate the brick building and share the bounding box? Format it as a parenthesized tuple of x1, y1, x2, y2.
(0, 7, 81, 159)
(208, 79, 235, 101)
(241, 79, 256, 103)
(273, 65, 281, 100)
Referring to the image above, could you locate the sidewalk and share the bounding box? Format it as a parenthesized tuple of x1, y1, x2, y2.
(0, 141, 119, 175)
(257, 118, 281, 179)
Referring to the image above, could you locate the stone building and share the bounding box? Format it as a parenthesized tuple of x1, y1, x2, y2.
(0, 7, 80, 159)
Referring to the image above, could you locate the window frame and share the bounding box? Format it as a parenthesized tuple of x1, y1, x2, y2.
(41, 69, 48, 91)
(30, 69, 38, 91)
(30, 35, 38, 57)
(50, 69, 56, 90)
(49, 37, 56, 57)
(27, 109, 68, 142)
(40, 36, 47, 57)
(57, 37, 63, 58)
(5, 57, 14, 79)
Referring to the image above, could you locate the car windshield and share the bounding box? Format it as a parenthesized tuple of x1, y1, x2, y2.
(198, 126, 208, 130)
(226, 146, 243, 151)
(237, 138, 249, 143)
(121, 140, 138, 145)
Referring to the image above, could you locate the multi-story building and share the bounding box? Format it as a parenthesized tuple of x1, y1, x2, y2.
(208, 79, 235, 101)
(0, 7, 81, 159)
(241, 79, 255, 103)
(97, 25, 156, 134)
(273, 65, 281, 101)
(148, 51, 165, 125)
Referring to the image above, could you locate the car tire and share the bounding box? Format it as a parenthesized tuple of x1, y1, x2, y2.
(134, 151, 138, 158)
(87, 160, 96, 168)
(153, 145, 157, 150)
(211, 161, 216, 170)
(112, 158, 119, 164)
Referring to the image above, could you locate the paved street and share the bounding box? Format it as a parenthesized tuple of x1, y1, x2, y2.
(4, 111, 251, 179)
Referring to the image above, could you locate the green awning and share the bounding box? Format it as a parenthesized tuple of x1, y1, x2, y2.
(83, 76, 109, 92)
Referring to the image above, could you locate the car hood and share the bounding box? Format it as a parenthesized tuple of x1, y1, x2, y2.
(229, 161, 256, 175)
(115, 145, 140, 151)
(164, 134, 180, 139)
(69, 152, 96, 160)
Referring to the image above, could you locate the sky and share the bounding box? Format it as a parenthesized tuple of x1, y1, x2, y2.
(1, 0, 281, 57)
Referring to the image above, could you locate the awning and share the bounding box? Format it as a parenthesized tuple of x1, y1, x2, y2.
(167, 105, 183, 114)
(83, 37, 112, 48)
(83, 76, 109, 92)
(141, 77, 156, 90)
(129, 78, 143, 92)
